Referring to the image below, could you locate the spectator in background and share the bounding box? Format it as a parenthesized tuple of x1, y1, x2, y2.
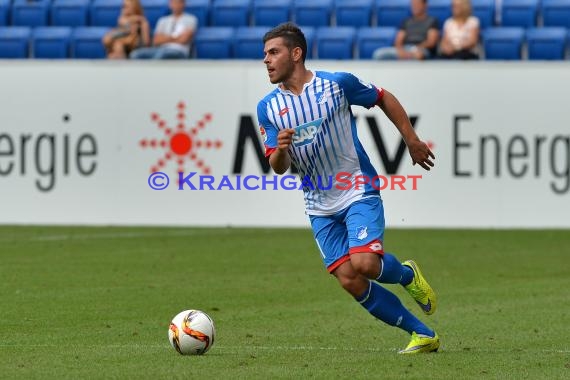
(373, 0, 440, 60)
(438, 0, 480, 59)
(102, 0, 150, 59)
(129, 0, 197, 59)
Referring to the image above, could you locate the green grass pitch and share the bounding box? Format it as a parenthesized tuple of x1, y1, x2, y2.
(1, 226, 569, 379)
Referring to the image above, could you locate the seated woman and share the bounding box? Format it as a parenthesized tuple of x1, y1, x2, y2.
(102, 0, 150, 59)
(439, 0, 480, 60)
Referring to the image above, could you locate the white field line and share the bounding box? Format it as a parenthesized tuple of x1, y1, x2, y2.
(0, 344, 568, 354)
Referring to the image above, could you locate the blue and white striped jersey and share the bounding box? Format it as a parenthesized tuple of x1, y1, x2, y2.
(257, 71, 384, 215)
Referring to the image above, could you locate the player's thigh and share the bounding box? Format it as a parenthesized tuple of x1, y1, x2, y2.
(309, 214, 349, 274)
(345, 196, 385, 250)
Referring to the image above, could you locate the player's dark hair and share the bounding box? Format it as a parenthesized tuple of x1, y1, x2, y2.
(263, 22, 308, 63)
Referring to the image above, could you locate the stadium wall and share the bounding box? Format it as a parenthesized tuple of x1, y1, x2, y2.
(0, 61, 569, 228)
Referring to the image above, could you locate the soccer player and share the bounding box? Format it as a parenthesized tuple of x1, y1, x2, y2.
(257, 23, 440, 354)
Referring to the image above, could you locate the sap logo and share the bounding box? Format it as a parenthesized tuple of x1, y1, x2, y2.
(292, 118, 323, 147)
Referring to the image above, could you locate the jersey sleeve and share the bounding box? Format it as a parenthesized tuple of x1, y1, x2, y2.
(257, 100, 278, 157)
(336, 72, 384, 109)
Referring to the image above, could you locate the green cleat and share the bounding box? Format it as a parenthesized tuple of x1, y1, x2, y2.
(402, 260, 437, 315)
(398, 332, 440, 354)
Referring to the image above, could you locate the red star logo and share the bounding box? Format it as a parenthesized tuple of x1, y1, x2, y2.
(140, 101, 222, 175)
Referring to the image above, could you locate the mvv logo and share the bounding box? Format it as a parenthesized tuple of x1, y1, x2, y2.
(292, 118, 323, 147)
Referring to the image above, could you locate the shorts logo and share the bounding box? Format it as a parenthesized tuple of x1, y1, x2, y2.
(369, 242, 383, 251)
(356, 226, 368, 240)
(292, 118, 323, 147)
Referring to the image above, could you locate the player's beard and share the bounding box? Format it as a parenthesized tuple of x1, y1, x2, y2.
(272, 56, 295, 85)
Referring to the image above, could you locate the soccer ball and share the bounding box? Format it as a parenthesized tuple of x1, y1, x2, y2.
(168, 310, 216, 355)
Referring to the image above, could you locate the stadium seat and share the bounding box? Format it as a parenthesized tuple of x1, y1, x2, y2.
(483, 27, 525, 60)
(293, 0, 333, 27)
(0, 27, 31, 58)
(193, 26, 234, 58)
(315, 26, 355, 59)
(253, 0, 291, 27)
(0, 0, 9, 26)
(376, 0, 410, 28)
(51, 0, 90, 27)
(427, 0, 451, 27)
(211, 0, 251, 27)
(141, 0, 169, 30)
(471, 0, 495, 29)
(32, 26, 72, 59)
(356, 27, 397, 59)
(71, 27, 109, 58)
(501, 0, 538, 28)
(234, 26, 270, 59)
(11, 0, 50, 27)
(335, 0, 373, 28)
(541, 0, 570, 28)
(90, 0, 122, 27)
(526, 27, 567, 60)
(186, 0, 210, 27)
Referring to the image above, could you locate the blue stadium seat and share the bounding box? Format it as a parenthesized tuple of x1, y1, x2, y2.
(253, 0, 291, 27)
(427, 0, 451, 27)
(483, 27, 524, 60)
(234, 26, 270, 59)
(471, 0, 495, 29)
(141, 0, 169, 30)
(542, 0, 570, 28)
(71, 27, 109, 58)
(90, 0, 122, 27)
(0, 0, 10, 26)
(376, 0, 410, 28)
(186, 0, 210, 27)
(335, 0, 373, 28)
(33, 26, 72, 59)
(357, 27, 397, 59)
(501, 0, 538, 28)
(315, 26, 355, 59)
(0, 27, 31, 58)
(526, 27, 567, 60)
(293, 0, 333, 27)
(11, 0, 50, 27)
(211, 0, 251, 27)
(193, 26, 234, 58)
(51, 0, 90, 27)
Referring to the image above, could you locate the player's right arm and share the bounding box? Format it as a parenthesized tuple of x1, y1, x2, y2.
(257, 99, 294, 175)
(269, 129, 295, 174)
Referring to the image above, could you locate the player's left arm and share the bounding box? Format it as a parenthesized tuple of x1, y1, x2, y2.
(376, 90, 435, 170)
(337, 72, 435, 171)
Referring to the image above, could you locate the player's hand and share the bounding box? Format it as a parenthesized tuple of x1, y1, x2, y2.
(277, 129, 295, 151)
(408, 140, 435, 171)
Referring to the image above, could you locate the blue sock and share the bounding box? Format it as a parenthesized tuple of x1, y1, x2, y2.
(376, 253, 413, 286)
(356, 280, 433, 337)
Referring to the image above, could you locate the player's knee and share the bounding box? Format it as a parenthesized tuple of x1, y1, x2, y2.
(351, 254, 380, 279)
(336, 272, 368, 297)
